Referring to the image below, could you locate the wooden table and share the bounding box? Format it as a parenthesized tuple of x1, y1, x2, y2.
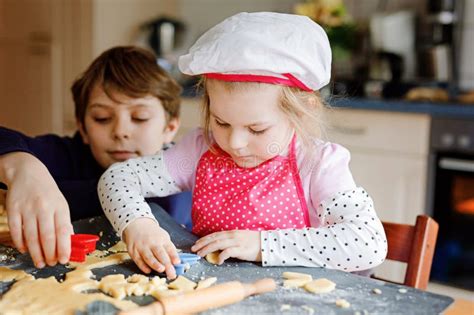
(445, 299, 474, 315)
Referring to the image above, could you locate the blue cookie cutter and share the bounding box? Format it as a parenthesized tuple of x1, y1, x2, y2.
(174, 253, 201, 275)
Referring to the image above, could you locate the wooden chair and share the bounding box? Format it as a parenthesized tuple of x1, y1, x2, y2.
(375, 215, 439, 290)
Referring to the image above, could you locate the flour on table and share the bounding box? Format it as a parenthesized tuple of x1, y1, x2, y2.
(280, 304, 291, 311)
(301, 305, 315, 314)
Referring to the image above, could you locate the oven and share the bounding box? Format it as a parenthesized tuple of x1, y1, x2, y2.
(427, 117, 474, 290)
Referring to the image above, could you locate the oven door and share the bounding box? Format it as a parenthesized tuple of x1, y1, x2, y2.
(430, 153, 474, 290)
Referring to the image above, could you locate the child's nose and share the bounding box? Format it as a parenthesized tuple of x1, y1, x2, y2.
(228, 130, 247, 150)
(112, 119, 131, 139)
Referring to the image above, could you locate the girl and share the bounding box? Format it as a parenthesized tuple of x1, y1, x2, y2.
(98, 12, 387, 279)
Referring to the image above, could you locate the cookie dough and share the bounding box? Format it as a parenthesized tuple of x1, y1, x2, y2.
(68, 251, 130, 269)
(282, 271, 312, 281)
(0, 266, 137, 313)
(108, 241, 127, 253)
(205, 251, 221, 264)
(0, 242, 204, 313)
(168, 275, 197, 291)
(0, 266, 30, 282)
(335, 299, 350, 308)
(304, 278, 336, 294)
(283, 278, 313, 288)
(0, 247, 135, 313)
(196, 277, 217, 290)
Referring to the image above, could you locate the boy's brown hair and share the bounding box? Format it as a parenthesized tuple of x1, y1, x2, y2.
(72, 46, 182, 126)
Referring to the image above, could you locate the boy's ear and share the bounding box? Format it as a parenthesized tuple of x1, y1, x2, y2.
(162, 117, 180, 144)
(76, 120, 90, 145)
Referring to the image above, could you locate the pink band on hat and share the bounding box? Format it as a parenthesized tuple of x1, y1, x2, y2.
(205, 73, 312, 91)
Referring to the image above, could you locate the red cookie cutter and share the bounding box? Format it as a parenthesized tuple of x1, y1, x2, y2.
(69, 234, 100, 262)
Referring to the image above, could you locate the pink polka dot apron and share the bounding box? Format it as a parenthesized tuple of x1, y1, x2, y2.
(192, 135, 310, 236)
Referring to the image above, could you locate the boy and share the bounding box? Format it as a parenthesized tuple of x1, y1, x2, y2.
(0, 46, 191, 269)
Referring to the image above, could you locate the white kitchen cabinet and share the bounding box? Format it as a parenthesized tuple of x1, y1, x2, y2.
(325, 107, 431, 282)
(325, 107, 430, 224)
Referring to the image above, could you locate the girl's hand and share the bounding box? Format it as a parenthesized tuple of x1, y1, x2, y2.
(123, 218, 180, 279)
(2, 152, 73, 268)
(191, 230, 262, 264)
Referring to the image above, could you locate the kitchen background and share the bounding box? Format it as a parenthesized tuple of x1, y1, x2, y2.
(0, 0, 473, 302)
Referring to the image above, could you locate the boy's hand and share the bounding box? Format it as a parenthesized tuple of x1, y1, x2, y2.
(123, 218, 180, 279)
(191, 230, 262, 264)
(0, 152, 73, 268)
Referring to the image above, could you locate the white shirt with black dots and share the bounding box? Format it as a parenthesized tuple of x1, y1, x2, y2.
(98, 129, 387, 272)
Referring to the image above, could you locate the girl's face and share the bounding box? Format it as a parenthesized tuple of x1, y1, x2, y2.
(208, 81, 293, 168)
(78, 84, 179, 168)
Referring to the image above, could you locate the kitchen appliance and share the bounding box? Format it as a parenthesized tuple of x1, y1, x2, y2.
(427, 117, 474, 290)
(136, 17, 186, 80)
(417, 0, 465, 87)
(370, 10, 416, 81)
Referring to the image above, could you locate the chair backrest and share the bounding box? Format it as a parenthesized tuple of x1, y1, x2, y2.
(378, 215, 439, 290)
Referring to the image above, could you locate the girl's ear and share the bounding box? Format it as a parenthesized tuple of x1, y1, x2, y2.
(162, 117, 180, 144)
(77, 120, 90, 145)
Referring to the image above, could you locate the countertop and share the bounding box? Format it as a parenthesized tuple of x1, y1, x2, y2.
(329, 97, 474, 119)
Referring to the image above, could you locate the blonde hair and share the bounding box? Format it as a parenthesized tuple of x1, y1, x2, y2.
(198, 77, 327, 152)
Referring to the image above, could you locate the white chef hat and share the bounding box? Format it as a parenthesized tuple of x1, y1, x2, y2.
(178, 12, 332, 91)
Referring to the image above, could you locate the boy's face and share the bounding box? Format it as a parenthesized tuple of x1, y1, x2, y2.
(208, 81, 293, 168)
(78, 84, 179, 168)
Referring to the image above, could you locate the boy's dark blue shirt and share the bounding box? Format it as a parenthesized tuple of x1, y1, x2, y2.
(0, 126, 192, 229)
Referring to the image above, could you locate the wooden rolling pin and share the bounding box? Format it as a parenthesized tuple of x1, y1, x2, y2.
(120, 278, 276, 315)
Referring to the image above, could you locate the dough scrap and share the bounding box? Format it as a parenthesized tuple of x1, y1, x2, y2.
(0, 243, 203, 313)
(0, 245, 136, 313)
(283, 278, 312, 288)
(196, 277, 217, 290)
(372, 288, 382, 295)
(98, 274, 170, 300)
(205, 251, 221, 264)
(282, 271, 312, 281)
(150, 289, 181, 300)
(335, 299, 351, 308)
(0, 266, 30, 282)
(127, 274, 149, 284)
(168, 275, 197, 291)
(68, 252, 130, 269)
(301, 305, 315, 314)
(304, 278, 336, 294)
(108, 241, 127, 253)
(280, 304, 291, 311)
(0, 266, 137, 313)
